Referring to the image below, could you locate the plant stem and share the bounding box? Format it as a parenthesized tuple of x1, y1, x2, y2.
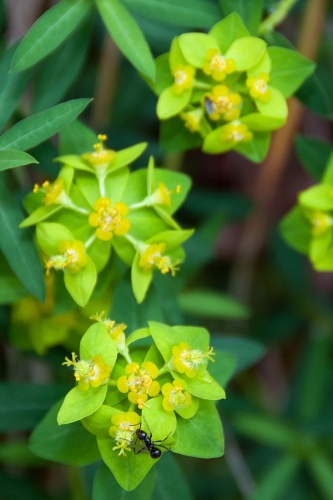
(259, 0, 298, 35)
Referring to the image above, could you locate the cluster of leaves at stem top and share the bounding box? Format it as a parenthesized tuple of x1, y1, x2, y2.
(20, 134, 192, 307)
(149, 12, 315, 163)
(280, 152, 333, 271)
(30, 318, 225, 491)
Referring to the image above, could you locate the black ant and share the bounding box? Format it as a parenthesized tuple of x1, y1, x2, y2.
(134, 418, 171, 459)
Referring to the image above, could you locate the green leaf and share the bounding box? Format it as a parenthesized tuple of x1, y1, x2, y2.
(0, 42, 32, 132)
(157, 86, 191, 120)
(178, 33, 219, 67)
(212, 336, 266, 374)
(122, 0, 220, 29)
(234, 132, 271, 163)
(0, 384, 68, 432)
(233, 413, 298, 449)
(58, 384, 108, 425)
(11, 0, 93, 72)
(64, 257, 97, 306)
(153, 452, 192, 500)
(209, 12, 249, 53)
(295, 135, 332, 182)
(220, 0, 264, 35)
(95, 0, 155, 80)
(172, 400, 224, 458)
(80, 322, 118, 367)
(131, 252, 153, 304)
(0, 98, 92, 152)
(59, 119, 97, 155)
(299, 185, 333, 211)
(179, 289, 249, 319)
(97, 434, 155, 491)
(307, 452, 333, 500)
(268, 47, 315, 98)
(252, 455, 300, 500)
(0, 150, 38, 172)
(93, 462, 155, 500)
(279, 206, 311, 254)
(296, 71, 332, 119)
(160, 116, 203, 153)
(36, 221, 73, 255)
(225, 37, 266, 71)
(0, 178, 45, 301)
(30, 401, 100, 466)
(32, 16, 92, 113)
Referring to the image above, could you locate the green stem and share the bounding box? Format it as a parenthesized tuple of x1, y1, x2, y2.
(124, 233, 140, 249)
(130, 198, 150, 209)
(98, 173, 106, 197)
(66, 201, 90, 215)
(258, 0, 298, 35)
(108, 379, 117, 386)
(158, 365, 169, 376)
(85, 233, 96, 249)
(193, 80, 211, 90)
(120, 349, 132, 364)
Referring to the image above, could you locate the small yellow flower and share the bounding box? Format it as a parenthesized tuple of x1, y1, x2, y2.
(203, 48, 236, 81)
(109, 411, 141, 456)
(220, 122, 253, 144)
(162, 379, 192, 412)
(246, 73, 271, 102)
(172, 64, 195, 95)
(91, 312, 127, 352)
(171, 342, 215, 378)
(33, 178, 68, 206)
(203, 85, 242, 122)
(63, 352, 111, 391)
(139, 243, 179, 276)
(88, 197, 130, 241)
(45, 240, 87, 274)
(82, 134, 116, 173)
(310, 211, 332, 236)
(117, 361, 160, 409)
(180, 108, 203, 132)
(150, 182, 181, 207)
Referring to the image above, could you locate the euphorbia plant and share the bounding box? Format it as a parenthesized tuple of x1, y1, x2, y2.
(30, 318, 225, 491)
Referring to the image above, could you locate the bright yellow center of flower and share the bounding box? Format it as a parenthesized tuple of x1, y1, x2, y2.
(162, 379, 192, 411)
(63, 352, 111, 391)
(310, 211, 332, 236)
(88, 197, 130, 241)
(171, 342, 215, 378)
(172, 64, 195, 94)
(203, 48, 236, 81)
(246, 72, 271, 102)
(150, 182, 181, 207)
(139, 243, 179, 276)
(45, 240, 87, 274)
(81, 134, 116, 173)
(109, 411, 141, 456)
(33, 178, 67, 206)
(117, 361, 160, 409)
(204, 85, 242, 121)
(220, 122, 253, 144)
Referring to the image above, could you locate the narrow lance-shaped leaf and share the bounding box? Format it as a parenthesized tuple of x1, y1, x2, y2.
(11, 0, 93, 72)
(0, 42, 32, 132)
(95, 0, 155, 80)
(122, 0, 220, 29)
(0, 150, 38, 172)
(0, 98, 92, 152)
(0, 177, 45, 301)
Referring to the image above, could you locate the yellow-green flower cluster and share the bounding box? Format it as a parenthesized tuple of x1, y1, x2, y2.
(20, 134, 192, 306)
(152, 13, 314, 162)
(281, 153, 333, 272)
(56, 320, 225, 490)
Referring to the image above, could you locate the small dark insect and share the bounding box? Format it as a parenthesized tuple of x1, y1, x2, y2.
(134, 419, 171, 459)
(203, 95, 215, 115)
